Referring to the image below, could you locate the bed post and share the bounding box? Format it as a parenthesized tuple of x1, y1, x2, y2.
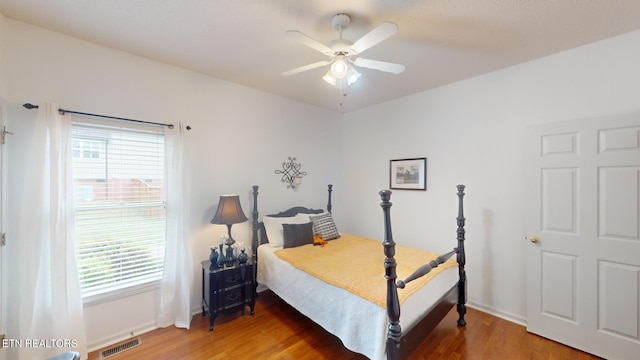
(456, 184, 467, 326)
(327, 184, 333, 213)
(251, 185, 259, 298)
(379, 190, 401, 360)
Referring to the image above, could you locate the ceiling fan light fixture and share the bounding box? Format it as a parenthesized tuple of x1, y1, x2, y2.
(346, 67, 361, 85)
(322, 71, 337, 86)
(323, 71, 347, 94)
(323, 65, 361, 90)
(330, 56, 348, 79)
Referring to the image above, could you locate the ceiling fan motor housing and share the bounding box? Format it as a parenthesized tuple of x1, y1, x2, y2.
(329, 39, 353, 55)
(331, 13, 351, 32)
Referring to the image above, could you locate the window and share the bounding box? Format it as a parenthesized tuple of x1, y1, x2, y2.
(72, 139, 104, 159)
(72, 122, 166, 299)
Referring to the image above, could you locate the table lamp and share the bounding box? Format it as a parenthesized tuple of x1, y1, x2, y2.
(211, 194, 248, 266)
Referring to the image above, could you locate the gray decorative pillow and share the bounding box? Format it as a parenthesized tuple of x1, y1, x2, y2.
(282, 222, 314, 249)
(309, 212, 340, 240)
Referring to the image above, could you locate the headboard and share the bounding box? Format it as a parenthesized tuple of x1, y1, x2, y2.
(251, 184, 333, 249)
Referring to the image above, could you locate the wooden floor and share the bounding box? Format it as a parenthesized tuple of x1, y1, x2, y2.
(89, 290, 602, 360)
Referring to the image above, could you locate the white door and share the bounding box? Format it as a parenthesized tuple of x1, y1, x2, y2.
(526, 113, 640, 360)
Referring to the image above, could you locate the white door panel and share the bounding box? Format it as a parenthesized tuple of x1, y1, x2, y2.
(598, 261, 639, 339)
(540, 251, 577, 321)
(541, 167, 578, 233)
(599, 167, 639, 240)
(527, 113, 640, 360)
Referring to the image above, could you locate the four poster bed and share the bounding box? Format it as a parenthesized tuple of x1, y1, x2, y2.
(249, 184, 467, 360)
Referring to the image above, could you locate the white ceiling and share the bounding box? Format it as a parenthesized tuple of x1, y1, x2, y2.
(1, 0, 640, 113)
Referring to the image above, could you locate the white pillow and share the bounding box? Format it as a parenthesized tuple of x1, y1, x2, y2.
(263, 215, 305, 248)
(294, 212, 324, 224)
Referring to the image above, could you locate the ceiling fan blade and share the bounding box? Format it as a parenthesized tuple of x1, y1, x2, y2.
(281, 60, 331, 76)
(353, 58, 405, 74)
(286, 30, 333, 56)
(350, 22, 398, 55)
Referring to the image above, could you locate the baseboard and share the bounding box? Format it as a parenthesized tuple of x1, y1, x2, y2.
(87, 321, 158, 353)
(467, 301, 527, 327)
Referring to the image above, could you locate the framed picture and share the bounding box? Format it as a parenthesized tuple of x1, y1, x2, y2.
(389, 158, 427, 190)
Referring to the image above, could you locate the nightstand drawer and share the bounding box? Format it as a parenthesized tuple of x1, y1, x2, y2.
(216, 267, 245, 289)
(215, 287, 245, 310)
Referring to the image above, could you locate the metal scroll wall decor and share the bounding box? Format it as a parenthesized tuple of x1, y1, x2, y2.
(275, 156, 307, 189)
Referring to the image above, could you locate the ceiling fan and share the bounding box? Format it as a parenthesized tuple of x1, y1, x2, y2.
(281, 13, 405, 95)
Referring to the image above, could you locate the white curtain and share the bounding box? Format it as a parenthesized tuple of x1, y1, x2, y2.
(157, 122, 193, 328)
(8, 103, 87, 359)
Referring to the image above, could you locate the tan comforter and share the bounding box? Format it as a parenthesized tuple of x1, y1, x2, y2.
(275, 233, 457, 308)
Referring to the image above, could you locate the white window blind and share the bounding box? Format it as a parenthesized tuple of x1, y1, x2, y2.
(72, 121, 166, 298)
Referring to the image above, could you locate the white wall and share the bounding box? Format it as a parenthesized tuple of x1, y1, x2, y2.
(4, 19, 343, 350)
(341, 29, 640, 323)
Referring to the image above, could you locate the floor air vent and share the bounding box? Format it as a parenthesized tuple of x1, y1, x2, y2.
(99, 337, 141, 359)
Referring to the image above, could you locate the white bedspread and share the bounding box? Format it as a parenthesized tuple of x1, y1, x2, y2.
(257, 242, 458, 360)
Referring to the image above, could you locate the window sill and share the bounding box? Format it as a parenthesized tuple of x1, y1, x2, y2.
(83, 279, 161, 307)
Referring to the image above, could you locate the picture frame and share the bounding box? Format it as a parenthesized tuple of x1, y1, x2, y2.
(389, 158, 427, 190)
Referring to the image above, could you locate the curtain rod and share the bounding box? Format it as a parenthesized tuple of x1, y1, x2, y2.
(22, 103, 190, 130)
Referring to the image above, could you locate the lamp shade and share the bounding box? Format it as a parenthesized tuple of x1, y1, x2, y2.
(210, 195, 248, 225)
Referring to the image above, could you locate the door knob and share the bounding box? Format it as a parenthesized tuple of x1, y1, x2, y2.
(529, 236, 540, 243)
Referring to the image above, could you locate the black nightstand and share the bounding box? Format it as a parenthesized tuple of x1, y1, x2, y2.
(201, 260, 255, 331)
